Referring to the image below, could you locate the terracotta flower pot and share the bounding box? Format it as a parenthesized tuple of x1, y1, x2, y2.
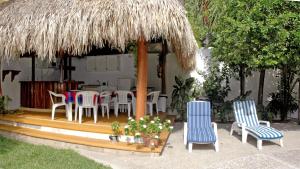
(142, 136, 160, 148)
(142, 136, 151, 147)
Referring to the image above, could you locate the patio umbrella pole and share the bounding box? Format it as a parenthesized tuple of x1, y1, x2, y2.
(136, 37, 148, 120)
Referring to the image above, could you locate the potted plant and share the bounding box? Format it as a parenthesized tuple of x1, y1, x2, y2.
(124, 116, 173, 148)
(110, 121, 121, 142)
(0, 95, 11, 115)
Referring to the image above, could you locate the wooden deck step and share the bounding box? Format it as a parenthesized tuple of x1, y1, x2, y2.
(0, 114, 115, 134)
(0, 123, 163, 154)
(0, 111, 174, 135)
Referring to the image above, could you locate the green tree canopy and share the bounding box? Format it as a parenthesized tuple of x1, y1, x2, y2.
(212, 0, 300, 70)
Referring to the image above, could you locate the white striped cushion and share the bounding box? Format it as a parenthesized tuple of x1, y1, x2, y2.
(187, 101, 211, 129)
(187, 101, 216, 143)
(233, 100, 259, 127)
(246, 125, 283, 139)
(188, 128, 216, 143)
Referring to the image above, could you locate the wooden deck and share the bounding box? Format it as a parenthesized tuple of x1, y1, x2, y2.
(0, 109, 174, 155)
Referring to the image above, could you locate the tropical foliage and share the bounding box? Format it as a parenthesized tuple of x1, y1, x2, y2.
(170, 76, 201, 121)
(201, 60, 232, 122)
(0, 96, 11, 114)
(186, 0, 300, 121)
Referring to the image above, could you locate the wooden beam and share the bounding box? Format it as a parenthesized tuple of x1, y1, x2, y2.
(32, 55, 35, 82)
(59, 50, 64, 83)
(160, 40, 168, 94)
(63, 57, 68, 80)
(68, 56, 72, 81)
(135, 37, 148, 120)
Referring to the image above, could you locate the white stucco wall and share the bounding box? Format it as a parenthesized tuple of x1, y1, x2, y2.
(226, 70, 280, 106)
(72, 54, 135, 88)
(2, 58, 61, 109)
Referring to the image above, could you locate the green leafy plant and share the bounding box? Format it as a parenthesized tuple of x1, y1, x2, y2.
(266, 90, 298, 121)
(202, 61, 232, 122)
(111, 121, 121, 136)
(0, 96, 11, 114)
(170, 76, 200, 121)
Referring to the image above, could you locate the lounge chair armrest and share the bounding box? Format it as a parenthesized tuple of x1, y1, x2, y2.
(258, 120, 270, 127)
(212, 122, 218, 139)
(234, 122, 246, 128)
(233, 122, 246, 132)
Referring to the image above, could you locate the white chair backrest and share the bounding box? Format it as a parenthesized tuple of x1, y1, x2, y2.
(115, 90, 133, 104)
(233, 100, 259, 127)
(76, 91, 99, 107)
(147, 91, 160, 103)
(48, 91, 66, 104)
(100, 91, 111, 104)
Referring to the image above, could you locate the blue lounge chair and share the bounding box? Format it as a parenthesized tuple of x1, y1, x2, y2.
(231, 100, 283, 150)
(184, 101, 219, 152)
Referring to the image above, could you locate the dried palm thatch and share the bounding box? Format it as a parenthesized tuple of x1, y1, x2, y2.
(0, 0, 198, 71)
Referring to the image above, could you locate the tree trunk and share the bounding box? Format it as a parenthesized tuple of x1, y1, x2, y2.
(0, 60, 2, 96)
(298, 78, 300, 125)
(239, 64, 246, 96)
(257, 69, 266, 107)
(281, 65, 288, 121)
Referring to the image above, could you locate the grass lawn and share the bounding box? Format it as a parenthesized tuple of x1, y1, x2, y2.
(0, 136, 111, 169)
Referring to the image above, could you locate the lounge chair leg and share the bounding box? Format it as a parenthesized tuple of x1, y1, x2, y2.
(257, 140, 262, 150)
(230, 123, 235, 135)
(242, 131, 248, 143)
(279, 139, 283, 147)
(188, 143, 193, 153)
(214, 140, 219, 152)
(183, 122, 187, 145)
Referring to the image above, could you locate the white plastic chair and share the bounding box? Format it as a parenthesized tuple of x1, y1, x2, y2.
(114, 90, 134, 117)
(147, 91, 160, 116)
(48, 91, 68, 120)
(75, 91, 99, 124)
(100, 91, 111, 119)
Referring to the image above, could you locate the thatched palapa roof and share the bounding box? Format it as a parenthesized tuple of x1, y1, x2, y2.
(0, 0, 198, 71)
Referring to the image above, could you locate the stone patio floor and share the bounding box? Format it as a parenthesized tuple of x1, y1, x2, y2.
(76, 122, 300, 169)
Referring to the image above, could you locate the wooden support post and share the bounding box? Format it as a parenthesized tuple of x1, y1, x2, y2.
(68, 56, 72, 81)
(59, 50, 64, 83)
(63, 57, 68, 81)
(32, 55, 35, 82)
(161, 41, 168, 94)
(136, 37, 148, 120)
